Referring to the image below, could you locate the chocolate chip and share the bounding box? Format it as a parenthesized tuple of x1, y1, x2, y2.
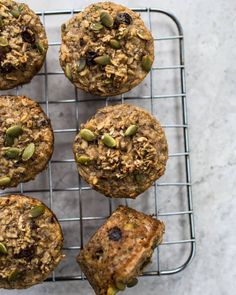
(108, 227, 122, 241)
(14, 245, 36, 261)
(85, 51, 97, 66)
(21, 27, 36, 44)
(113, 13, 133, 28)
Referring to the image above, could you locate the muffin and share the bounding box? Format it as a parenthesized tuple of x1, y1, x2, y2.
(77, 205, 165, 295)
(0, 95, 54, 189)
(73, 104, 168, 199)
(0, 194, 63, 289)
(60, 2, 154, 96)
(0, 0, 48, 90)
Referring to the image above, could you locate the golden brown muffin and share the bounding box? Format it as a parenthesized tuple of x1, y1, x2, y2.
(73, 104, 168, 199)
(77, 206, 165, 295)
(0, 0, 48, 90)
(0, 95, 54, 189)
(60, 2, 154, 96)
(0, 194, 64, 289)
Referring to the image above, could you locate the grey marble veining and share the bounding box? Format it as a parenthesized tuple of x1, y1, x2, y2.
(0, 0, 236, 294)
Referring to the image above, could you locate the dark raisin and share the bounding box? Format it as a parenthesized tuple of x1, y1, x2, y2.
(80, 38, 85, 46)
(36, 118, 49, 127)
(93, 248, 104, 260)
(85, 50, 97, 66)
(21, 27, 36, 44)
(108, 227, 122, 241)
(0, 63, 15, 74)
(14, 245, 36, 261)
(30, 220, 38, 230)
(113, 13, 133, 28)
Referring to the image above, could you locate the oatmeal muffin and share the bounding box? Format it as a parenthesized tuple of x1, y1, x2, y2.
(0, 194, 64, 289)
(73, 104, 168, 199)
(60, 2, 154, 96)
(0, 0, 48, 90)
(0, 95, 54, 189)
(77, 205, 165, 295)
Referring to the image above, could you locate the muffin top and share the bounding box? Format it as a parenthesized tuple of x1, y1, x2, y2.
(0, 0, 48, 89)
(0, 96, 54, 189)
(73, 104, 168, 198)
(0, 194, 63, 289)
(60, 2, 154, 96)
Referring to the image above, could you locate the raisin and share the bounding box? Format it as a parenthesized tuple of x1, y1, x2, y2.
(85, 50, 97, 66)
(21, 27, 36, 44)
(0, 63, 15, 74)
(0, 46, 11, 63)
(80, 38, 85, 46)
(108, 227, 122, 241)
(14, 245, 36, 261)
(113, 13, 133, 28)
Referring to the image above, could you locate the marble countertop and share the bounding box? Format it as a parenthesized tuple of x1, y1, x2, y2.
(1, 0, 235, 294)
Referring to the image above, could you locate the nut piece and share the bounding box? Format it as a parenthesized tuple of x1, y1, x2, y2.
(94, 55, 111, 65)
(4, 147, 21, 159)
(6, 125, 23, 137)
(29, 205, 45, 218)
(80, 129, 96, 142)
(90, 22, 104, 31)
(22, 143, 35, 161)
(0, 242, 8, 254)
(127, 278, 138, 288)
(141, 55, 153, 72)
(77, 155, 91, 165)
(100, 12, 114, 28)
(0, 176, 11, 186)
(124, 125, 138, 137)
(102, 134, 116, 148)
(109, 39, 121, 49)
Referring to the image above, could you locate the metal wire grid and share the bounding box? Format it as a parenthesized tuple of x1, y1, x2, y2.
(0, 8, 196, 280)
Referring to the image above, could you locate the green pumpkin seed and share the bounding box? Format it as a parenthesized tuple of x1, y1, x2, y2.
(6, 125, 23, 137)
(77, 58, 86, 72)
(80, 129, 95, 141)
(4, 134, 14, 147)
(125, 125, 138, 137)
(102, 134, 116, 148)
(127, 278, 138, 288)
(141, 55, 153, 72)
(11, 9, 20, 18)
(137, 29, 151, 40)
(4, 147, 21, 159)
(22, 143, 35, 161)
(0, 176, 11, 186)
(100, 12, 114, 28)
(0, 37, 8, 47)
(0, 242, 8, 254)
(109, 39, 121, 49)
(77, 155, 91, 165)
(18, 4, 25, 12)
(90, 22, 104, 31)
(94, 55, 110, 65)
(65, 64, 72, 80)
(29, 205, 45, 218)
(36, 42, 45, 54)
(8, 269, 19, 282)
(115, 281, 126, 291)
(135, 174, 145, 183)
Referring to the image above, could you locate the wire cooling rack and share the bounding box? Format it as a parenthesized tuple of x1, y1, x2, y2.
(0, 8, 196, 280)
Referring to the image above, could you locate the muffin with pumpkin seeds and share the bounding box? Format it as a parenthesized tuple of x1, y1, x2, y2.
(0, 95, 54, 189)
(73, 104, 168, 199)
(0, 194, 64, 289)
(0, 0, 48, 90)
(60, 1, 154, 96)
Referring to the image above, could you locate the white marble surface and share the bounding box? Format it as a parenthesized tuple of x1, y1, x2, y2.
(1, 0, 236, 294)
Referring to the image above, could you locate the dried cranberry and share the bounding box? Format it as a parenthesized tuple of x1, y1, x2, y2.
(21, 27, 36, 44)
(85, 50, 97, 66)
(113, 13, 133, 28)
(108, 227, 122, 241)
(0, 63, 15, 74)
(14, 245, 36, 261)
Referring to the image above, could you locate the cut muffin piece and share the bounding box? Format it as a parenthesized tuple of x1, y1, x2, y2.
(73, 104, 168, 199)
(0, 0, 48, 90)
(77, 205, 165, 295)
(0, 95, 54, 189)
(0, 194, 64, 289)
(60, 1, 154, 96)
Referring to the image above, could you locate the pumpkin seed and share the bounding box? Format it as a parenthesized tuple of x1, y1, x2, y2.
(8, 269, 19, 282)
(109, 39, 121, 49)
(77, 155, 91, 165)
(61, 23, 67, 33)
(11, 9, 20, 18)
(29, 205, 45, 218)
(6, 125, 23, 137)
(115, 281, 126, 291)
(127, 278, 138, 288)
(0, 242, 8, 254)
(141, 55, 153, 72)
(137, 29, 151, 40)
(0, 37, 8, 47)
(18, 4, 25, 12)
(4, 147, 21, 159)
(22, 143, 35, 161)
(135, 174, 145, 183)
(4, 134, 14, 147)
(94, 55, 110, 65)
(77, 58, 86, 72)
(65, 64, 72, 80)
(102, 134, 116, 148)
(107, 286, 118, 295)
(100, 12, 114, 28)
(80, 129, 96, 141)
(90, 22, 104, 31)
(36, 42, 45, 54)
(125, 125, 138, 137)
(0, 176, 11, 186)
